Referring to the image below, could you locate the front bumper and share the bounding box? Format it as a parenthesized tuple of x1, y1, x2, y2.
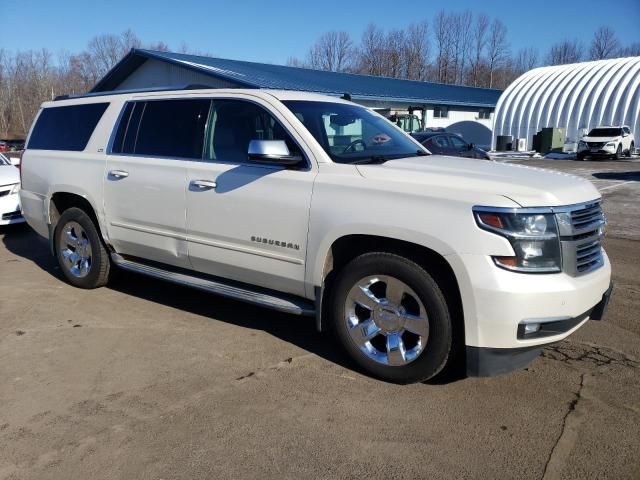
(0, 191, 24, 225)
(466, 282, 613, 376)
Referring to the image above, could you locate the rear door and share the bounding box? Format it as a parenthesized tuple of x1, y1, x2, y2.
(104, 98, 210, 268)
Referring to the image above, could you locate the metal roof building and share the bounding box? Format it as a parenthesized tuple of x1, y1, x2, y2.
(492, 56, 640, 149)
(92, 49, 502, 147)
(93, 49, 501, 108)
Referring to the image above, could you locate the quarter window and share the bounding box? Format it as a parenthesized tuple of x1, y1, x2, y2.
(28, 103, 109, 151)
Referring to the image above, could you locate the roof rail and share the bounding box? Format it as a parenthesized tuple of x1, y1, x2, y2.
(53, 84, 217, 101)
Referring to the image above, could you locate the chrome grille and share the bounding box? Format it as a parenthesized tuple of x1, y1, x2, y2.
(556, 201, 605, 276)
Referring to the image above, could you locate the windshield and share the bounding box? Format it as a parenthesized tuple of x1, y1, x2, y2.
(282, 101, 428, 164)
(588, 128, 622, 137)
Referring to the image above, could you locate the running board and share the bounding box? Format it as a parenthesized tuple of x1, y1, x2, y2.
(110, 253, 315, 317)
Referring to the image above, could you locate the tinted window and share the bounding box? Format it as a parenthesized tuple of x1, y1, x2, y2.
(205, 100, 301, 163)
(28, 103, 109, 151)
(116, 99, 210, 159)
(449, 135, 467, 149)
(588, 128, 622, 137)
(433, 106, 449, 118)
(431, 136, 450, 148)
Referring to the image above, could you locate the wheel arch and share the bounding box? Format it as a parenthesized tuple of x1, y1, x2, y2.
(315, 234, 464, 352)
(48, 191, 108, 255)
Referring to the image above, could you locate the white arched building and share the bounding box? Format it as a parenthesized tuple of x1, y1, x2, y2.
(492, 56, 640, 150)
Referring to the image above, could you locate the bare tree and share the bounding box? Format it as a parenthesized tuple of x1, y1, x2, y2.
(619, 42, 640, 57)
(514, 47, 539, 75)
(433, 11, 453, 83)
(589, 26, 620, 60)
(546, 39, 584, 65)
(403, 21, 430, 81)
(450, 11, 473, 84)
(307, 31, 353, 72)
(469, 14, 489, 87)
(357, 24, 386, 76)
(486, 19, 509, 88)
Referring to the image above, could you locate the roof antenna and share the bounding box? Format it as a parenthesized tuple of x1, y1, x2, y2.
(341, 93, 352, 101)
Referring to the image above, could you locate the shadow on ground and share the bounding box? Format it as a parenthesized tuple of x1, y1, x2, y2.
(1, 224, 464, 384)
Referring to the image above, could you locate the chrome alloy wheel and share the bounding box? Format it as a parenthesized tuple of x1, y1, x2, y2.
(59, 221, 92, 278)
(345, 275, 429, 366)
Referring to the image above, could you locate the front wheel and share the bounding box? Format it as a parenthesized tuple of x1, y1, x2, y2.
(330, 253, 453, 384)
(615, 144, 622, 160)
(577, 152, 586, 161)
(627, 142, 634, 158)
(54, 207, 111, 288)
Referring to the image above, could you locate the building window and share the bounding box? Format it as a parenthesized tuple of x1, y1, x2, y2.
(433, 106, 449, 119)
(479, 109, 491, 119)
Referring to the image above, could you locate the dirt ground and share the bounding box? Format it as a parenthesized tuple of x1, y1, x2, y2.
(1, 157, 639, 480)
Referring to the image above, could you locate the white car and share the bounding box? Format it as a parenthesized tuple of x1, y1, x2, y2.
(0, 153, 24, 225)
(577, 125, 635, 160)
(20, 88, 612, 383)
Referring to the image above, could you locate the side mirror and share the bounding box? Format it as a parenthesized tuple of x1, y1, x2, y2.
(247, 140, 303, 166)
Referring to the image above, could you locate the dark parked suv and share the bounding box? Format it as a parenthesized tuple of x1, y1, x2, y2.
(411, 132, 490, 160)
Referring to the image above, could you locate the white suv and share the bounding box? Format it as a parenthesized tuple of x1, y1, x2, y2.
(577, 125, 635, 160)
(20, 87, 612, 383)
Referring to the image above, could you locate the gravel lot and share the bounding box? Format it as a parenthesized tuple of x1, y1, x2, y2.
(1, 157, 639, 480)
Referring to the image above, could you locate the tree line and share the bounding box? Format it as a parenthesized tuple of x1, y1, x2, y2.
(0, 30, 202, 139)
(1, 19, 639, 139)
(288, 15, 640, 90)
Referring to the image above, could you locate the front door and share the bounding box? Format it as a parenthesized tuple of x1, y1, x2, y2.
(104, 98, 210, 268)
(185, 98, 316, 297)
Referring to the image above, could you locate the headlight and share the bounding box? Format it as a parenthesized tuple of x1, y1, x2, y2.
(474, 207, 561, 273)
(9, 183, 20, 194)
(605, 142, 616, 147)
(577, 141, 587, 150)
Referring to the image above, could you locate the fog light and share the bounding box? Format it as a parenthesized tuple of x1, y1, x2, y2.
(523, 323, 541, 335)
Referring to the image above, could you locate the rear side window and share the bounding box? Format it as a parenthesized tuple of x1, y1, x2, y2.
(112, 99, 210, 159)
(27, 103, 109, 151)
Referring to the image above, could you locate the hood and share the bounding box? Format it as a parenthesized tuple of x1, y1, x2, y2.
(0, 164, 19, 186)
(582, 135, 620, 143)
(356, 155, 600, 207)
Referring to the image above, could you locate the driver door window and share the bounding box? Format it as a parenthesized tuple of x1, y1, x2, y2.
(204, 100, 302, 163)
(448, 135, 468, 150)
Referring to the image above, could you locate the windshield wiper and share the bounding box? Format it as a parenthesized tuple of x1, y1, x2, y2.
(351, 155, 391, 165)
(414, 150, 430, 156)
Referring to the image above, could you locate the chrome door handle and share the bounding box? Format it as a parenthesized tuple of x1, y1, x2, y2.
(108, 169, 129, 179)
(190, 179, 217, 190)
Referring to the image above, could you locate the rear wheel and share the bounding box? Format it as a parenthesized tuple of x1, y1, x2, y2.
(54, 207, 111, 288)
(330, 252, 453, 384)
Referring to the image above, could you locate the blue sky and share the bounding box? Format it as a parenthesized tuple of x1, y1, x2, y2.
(3, 0, 639, 64)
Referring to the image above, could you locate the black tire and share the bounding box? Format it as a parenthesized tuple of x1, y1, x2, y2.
(577, 152, 586, 161)
(329, 252, 453, 384)
(615, 144, 622, 160)
(54, 207, 111, 289)
(627, 142, 634, 158)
